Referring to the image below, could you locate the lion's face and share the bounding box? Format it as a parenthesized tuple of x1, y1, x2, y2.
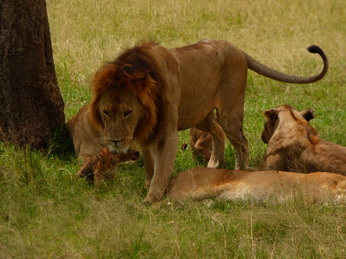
(97, 88, 145, 153)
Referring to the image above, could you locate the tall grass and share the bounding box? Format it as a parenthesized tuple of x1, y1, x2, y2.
(1, 0, 346, 257)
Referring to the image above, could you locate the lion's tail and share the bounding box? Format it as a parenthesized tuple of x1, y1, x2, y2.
(244, 45, 328, 84)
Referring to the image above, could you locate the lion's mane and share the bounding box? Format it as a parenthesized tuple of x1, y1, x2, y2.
(90, 42, 163, 143)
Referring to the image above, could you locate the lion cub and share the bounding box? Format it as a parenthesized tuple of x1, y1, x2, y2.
(77, 147, 140, 182)
(167, 167, 346, 204)
(262, 105, 346, 175)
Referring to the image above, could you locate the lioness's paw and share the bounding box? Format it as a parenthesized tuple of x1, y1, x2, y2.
(143, 192, 163, 205)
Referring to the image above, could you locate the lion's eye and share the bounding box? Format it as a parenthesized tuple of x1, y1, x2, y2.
(124, 110, 132, 118)
(102, 110, 110, 117)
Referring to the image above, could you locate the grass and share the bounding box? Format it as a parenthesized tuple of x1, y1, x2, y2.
(1, 0, 346, 257)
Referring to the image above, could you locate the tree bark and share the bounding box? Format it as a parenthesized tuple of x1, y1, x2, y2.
(0, 0, 65, 149)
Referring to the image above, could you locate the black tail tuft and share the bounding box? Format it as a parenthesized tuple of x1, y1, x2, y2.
(307, 45, 323, 54)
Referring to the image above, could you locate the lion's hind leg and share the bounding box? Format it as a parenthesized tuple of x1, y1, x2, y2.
(218, 115, 248, 169)
(216, 102, 249, 170)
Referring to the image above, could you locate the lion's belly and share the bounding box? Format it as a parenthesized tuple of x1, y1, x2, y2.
(177, 76, 220, 130)
(177, 105, 215, 131)
(171, 42, 230, 130)
(176, 66, 221, 130)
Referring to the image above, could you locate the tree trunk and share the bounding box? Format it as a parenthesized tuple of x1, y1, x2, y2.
(0, 0, 65, 149)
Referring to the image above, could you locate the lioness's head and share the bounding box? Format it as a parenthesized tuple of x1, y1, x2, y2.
(261, 105, 315, 144)
(89, 43, 161, 152)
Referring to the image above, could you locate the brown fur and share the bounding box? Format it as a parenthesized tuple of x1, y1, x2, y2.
(189, 127, 225, 164)
(77, 147, 140, 182)
(190, 128, 213, 163)
(66, 105, 105, 161)
(262, 105, 346, 175)
(90, 43, 160, 143)
(168, 167, 346, 204)
(89, 40, 328, 203)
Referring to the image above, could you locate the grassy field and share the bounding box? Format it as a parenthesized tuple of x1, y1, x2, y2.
(1, 0, 346, 257)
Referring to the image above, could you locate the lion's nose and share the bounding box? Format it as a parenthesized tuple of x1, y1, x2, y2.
(110, 139, 122, 144)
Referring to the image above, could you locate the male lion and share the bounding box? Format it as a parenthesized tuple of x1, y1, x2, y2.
(167, 167, 346, 204)
(90, 40, 328, 203)
(262, 105, 346, 174)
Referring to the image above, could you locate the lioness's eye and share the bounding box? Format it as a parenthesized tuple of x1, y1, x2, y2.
(124, 110, 132, 118)
(102, 110, 110, 117)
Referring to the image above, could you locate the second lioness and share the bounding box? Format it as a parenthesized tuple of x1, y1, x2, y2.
(167, 167, 346, 204)
(262, 105, 346, 175)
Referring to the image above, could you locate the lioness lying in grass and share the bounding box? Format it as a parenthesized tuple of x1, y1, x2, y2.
(76, 148, 346, 205)
(262, 105, 346, 175)
(167, 167, 346, 204)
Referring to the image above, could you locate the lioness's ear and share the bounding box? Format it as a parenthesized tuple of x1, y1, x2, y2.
(299, 108, 315, 122)
(264, 109, 278, 122)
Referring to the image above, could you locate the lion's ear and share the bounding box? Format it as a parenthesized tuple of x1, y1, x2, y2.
(138, 73, 157, 102)
(121, 64, 149, 81)
(299, 108, 315, 122)
(92, 63, 118, 93)
(264, 109, 278, 122)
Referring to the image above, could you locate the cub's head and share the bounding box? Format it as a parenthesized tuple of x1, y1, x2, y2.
(89, 43, 160, 153)
(77, 147, 140, 182)
(261, 105, 315, 144)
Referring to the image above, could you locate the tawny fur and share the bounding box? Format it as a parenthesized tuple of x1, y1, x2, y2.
(262, 105, 346, 175)
(189, 128, 213, 163)
(77, 147, 139, 182)
(168, 167, 346, 204)
(189, 127, 226, 164)
(66, 105, 105, 162)
(89, 40, 328, 203)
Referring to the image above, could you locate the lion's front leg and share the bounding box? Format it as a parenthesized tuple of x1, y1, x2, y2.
(143, 135, 178, 204)
(141, 145, 155, 190)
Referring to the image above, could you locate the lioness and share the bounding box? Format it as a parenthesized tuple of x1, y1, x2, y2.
(66, 105, 105, 161)
(262, 105, 346, 175)
(90, 40, 328, 203)
(77, 147, 140, 182)
(167, 167, 346, 204)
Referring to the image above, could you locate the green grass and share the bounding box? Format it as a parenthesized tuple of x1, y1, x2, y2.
(1, 0, 346, 257)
